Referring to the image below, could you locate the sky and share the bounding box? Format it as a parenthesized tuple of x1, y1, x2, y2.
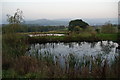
(0, 0, 119, 23)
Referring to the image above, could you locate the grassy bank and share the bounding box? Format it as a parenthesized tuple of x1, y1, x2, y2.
(28, 33, 118, 44)
(96, 33, 118, 41)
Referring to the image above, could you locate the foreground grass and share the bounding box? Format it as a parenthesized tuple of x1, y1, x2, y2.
(2, 52, 120, 78)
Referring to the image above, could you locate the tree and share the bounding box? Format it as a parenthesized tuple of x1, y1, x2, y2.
(68, 19, 89, 31)
(74, 26, 82, 31)
(5, 9, 25, 33)
(7, 9, 24, 24)
(3, 9, 27, 58)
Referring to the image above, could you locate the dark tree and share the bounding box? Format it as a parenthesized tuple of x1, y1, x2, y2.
(68, 19, 89, 31)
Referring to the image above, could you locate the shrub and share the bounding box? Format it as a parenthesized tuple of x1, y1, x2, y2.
(101, 23, 118, 34)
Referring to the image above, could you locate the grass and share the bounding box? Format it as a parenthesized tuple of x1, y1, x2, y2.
(96, 33, 118, 41)
(2, 51, 120, 78)
(28, 32, 118, 44)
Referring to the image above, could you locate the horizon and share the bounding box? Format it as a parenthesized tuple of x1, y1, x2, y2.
(1, 18, 118, 26)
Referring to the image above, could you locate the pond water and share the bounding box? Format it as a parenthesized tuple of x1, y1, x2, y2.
(28, 41, 119, 69)
(29, 34, 65, 37)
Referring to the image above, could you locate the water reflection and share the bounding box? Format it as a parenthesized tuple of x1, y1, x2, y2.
(100, 41, 115, 54)
(29, 34, 65, 37)
(28, 41, 119, 70)
(90, 42, 97, 48)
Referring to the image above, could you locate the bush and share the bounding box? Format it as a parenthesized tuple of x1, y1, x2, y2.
(2, 33, 28, 57)
(101, 23, 118, 34)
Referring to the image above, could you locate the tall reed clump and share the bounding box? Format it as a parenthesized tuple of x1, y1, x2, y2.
(26, 46, 120, 78)
(2, 24, 29, 78)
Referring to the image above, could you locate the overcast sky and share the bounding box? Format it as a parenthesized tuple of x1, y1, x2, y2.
(0, 0, 119, 23)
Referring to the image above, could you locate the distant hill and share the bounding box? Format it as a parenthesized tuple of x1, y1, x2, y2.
(25, 19, 69, 26)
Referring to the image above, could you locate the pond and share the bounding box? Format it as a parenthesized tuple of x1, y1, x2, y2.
(28, 41, 119, 70)
(29, 34, 65, 37)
